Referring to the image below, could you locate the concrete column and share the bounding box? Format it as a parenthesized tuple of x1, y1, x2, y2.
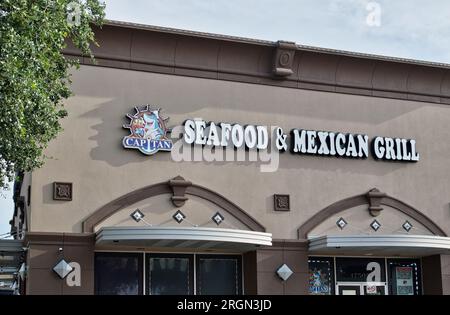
(25, 232, 95, 295)
(255, 240, 309, 295)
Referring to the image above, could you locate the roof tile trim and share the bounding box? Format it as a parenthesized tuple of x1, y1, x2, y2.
(63, 21, 450, 105)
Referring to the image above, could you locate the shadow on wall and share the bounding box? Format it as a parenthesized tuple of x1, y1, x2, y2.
(42, 182, 67, 206)
(71, 66, 426, 125)
(79, 97, 414, 176)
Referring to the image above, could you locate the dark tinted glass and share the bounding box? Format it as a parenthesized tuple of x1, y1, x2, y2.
(387, 258, 421, 295)
(94, 253, 143, 295)
(196, 255, 242, 295)
(308, 257, 335, 295)
(147, 255, 193, 295)
(336, 258, 386, 282)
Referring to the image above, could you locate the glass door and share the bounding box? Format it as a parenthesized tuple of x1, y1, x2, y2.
(146, 254, 194, 295)
(145, 253, 242, 295)
(309, 257, 422, 296)
(196, 255, 242, 295)
(335, 258, 388, 295)
(95, 252, 143, 295)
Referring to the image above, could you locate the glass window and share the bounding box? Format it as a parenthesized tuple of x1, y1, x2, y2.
(363, 285, 386, 295)
(336, 258, 386, 282)
(308, 257, 335, 295)
(196, 255, 242, 295)
(95, 253, 143, 295)
(387, 259, 421, 295)
(147, 254, 193, 295)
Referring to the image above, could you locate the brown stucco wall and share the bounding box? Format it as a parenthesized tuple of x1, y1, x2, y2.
(256, 241, 309, 295)
(65, 22, 450, 106)
(25, 233, 94, 295)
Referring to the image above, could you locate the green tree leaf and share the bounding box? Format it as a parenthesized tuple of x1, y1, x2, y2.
(0, 0, 105, 188)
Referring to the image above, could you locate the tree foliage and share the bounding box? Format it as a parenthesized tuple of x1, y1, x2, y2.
(0, 0, 105, 188)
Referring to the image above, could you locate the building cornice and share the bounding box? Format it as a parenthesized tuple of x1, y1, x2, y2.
(64, 20, 450, 105)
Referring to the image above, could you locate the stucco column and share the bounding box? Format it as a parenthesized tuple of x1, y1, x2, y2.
(255, 240, 309, 295)
(25, 232, 95, 295)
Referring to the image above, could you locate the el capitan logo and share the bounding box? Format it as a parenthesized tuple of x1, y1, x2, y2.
(122, 105, 173, 155)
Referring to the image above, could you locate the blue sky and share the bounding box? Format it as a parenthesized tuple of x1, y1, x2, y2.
(1, 0, 449, 236)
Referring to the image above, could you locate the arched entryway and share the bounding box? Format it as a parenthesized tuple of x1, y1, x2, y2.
(82, 176, 270, 296)
(298, 188, 446, 239)
(83, 175, 266, 233)
(297, 188, 450, 296)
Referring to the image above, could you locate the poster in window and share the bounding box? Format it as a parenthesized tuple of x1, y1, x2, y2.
(395, 267, 413, 295)
(308, 260, 333, 295)
(366, 285, 377, 295)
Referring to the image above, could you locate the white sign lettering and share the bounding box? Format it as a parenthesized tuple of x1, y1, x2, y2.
(183, 119, 270, 150)
(182, 119, 419, 162)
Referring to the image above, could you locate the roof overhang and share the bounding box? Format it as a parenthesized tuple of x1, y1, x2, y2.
(0, 240, 24, 291)
(308, 235, 450, 257)
(0, 240, 24, 271)
(0, 239, 23, 253)
(96, 226, 272, 252)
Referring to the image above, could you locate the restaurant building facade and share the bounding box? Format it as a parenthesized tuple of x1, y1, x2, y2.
(6, 20, 450, 295)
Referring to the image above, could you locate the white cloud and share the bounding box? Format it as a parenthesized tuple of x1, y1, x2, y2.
(104, 0, 450, 63)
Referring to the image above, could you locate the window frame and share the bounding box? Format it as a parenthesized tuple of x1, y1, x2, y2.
(145, 253, 195, 295)
(94, 252, 144, 295)
(308, 256, 335, 295)
(387, 258, 422, 295)
(195, 254, 243, 295)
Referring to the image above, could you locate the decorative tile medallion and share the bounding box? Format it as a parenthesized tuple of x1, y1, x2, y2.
(274, 194, 290, 211)
(53, 182, 73, 201)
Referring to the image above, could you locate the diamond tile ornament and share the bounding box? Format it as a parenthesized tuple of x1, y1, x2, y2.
(173, 210, 186, 224)
(402, 221, 413, 232)
(212, 212, 225, 225)
(336, 217, 348, 230)
(276, 264, 293, 281)
(130, 209, 145, 222)
(370, 219, 381, 231)
(53, 259, 73, 279)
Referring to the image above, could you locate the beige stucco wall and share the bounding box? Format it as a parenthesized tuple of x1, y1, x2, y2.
(308, 204, 434, 237)
(28, 65, 450, 238)
(95, 194, 250, 232)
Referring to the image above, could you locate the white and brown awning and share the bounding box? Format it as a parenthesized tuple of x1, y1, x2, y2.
(308, 234, 450, 256)
(96, 226, 272, 252)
